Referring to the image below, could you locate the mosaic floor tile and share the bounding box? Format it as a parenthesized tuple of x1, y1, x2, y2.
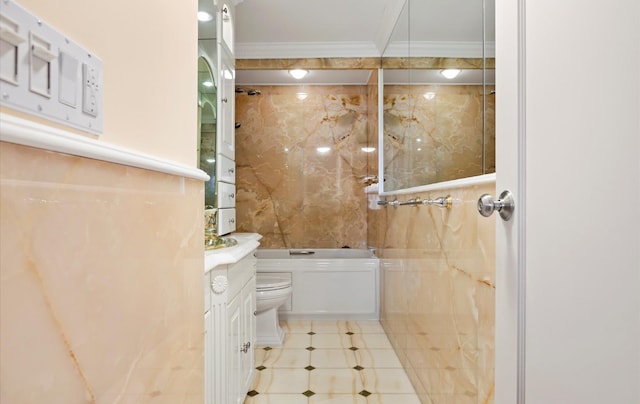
(247, 321, 420, 403)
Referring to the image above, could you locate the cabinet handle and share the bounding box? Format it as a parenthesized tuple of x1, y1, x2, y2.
(240, 341, 251, 353)
(229, 218, 235, 224)
(222, 97, 228, 103)
(229, 193, 235, 199)
(228, 168, 235, 174)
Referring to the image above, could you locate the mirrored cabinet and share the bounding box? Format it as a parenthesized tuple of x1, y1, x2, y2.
(199, 0, 236, 236)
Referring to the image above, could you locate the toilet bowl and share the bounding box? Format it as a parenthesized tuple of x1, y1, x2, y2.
(255, 273, 292, 347)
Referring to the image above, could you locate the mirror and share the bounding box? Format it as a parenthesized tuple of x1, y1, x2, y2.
(198, 56, 217, 207)
(198, 0, 218, 208)
(380, 0, 495, 192)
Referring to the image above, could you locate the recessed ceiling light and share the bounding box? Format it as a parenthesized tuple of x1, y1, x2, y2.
(289, 69, 309, 80)
(198, 11, 213, 22)
(441, 69, 461, 79)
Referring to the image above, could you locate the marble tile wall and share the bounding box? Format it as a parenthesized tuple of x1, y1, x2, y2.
(0, 142, 204, 403)
(383, 85, 496, 191)
(235, 85, 371, 249)
(375, 183, 496, 404)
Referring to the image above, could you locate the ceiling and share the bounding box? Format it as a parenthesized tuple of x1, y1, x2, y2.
(203, 0, 494, 85)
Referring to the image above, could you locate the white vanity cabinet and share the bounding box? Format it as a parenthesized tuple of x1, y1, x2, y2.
(205, 246, 257, 404)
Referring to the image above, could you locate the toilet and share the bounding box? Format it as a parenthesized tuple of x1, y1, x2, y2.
(255, 273, 292, 347)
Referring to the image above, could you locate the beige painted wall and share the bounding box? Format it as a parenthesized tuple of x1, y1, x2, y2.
(16, 0, 198, 166)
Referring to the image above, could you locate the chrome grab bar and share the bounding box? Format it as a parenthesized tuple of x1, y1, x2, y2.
(377, 195, 453, 209)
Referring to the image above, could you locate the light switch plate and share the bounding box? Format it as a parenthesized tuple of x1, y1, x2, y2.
(0, 0, 103, 134)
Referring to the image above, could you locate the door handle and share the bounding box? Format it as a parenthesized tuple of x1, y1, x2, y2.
(477, 190, 515, 221)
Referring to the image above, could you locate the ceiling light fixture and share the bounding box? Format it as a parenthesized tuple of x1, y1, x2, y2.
(361, 147, 376, 153)
(197, 11, 213, 22)
(289, 69, 309, 80)
(440, 69, 461, 79)
(316, 146, 331, 153)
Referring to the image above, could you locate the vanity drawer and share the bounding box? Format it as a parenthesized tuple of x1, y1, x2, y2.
(217, 208, 236, 235)
(217, 182, 236, 208)
(217, 154, 235, 183)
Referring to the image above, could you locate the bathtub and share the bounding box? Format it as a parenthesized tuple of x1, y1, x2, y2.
(255, 249, 379, 320)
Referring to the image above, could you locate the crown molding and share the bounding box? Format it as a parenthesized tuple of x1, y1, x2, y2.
(384, 41, 496, 58)
(374, 0, 408, 54)
(235, 41, 381, 59)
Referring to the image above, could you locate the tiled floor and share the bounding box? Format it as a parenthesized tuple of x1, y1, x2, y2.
(244, 320, 421, 404)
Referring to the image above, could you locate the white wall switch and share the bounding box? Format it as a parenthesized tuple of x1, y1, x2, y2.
(82, 62, 99, 116)
(58, 52, 78, 107)
(0, 13, 26, 85)
(0, 0, 103, 134)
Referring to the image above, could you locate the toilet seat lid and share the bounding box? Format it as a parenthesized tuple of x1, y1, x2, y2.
(256, 273, 291, 291)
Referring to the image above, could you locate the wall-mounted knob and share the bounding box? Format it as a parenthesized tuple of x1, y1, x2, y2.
(477, 190, 515, 221)
(222, 97, 228, 103)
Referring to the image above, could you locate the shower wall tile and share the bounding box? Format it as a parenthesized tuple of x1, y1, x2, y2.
(0, 142, 204, 403)
(235, 85, 370, 249)
(376, 183, 496, 404)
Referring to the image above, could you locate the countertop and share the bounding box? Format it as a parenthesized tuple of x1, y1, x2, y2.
(204, 233, 262, 273)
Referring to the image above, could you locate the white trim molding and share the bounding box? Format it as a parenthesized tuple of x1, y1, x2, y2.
(0, 113, 210, 181)
(383, 41, 495, 58)
(235, 41, 381, 59)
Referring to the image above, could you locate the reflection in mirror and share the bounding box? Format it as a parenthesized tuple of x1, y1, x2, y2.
(198, 56, 217, 207)
(380, 0, 495, 192)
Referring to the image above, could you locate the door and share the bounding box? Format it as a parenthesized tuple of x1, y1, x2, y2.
(495, 1, 640, 403)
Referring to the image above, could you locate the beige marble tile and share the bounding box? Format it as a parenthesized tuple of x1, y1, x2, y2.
(282, 321, 313, 334)
(365, 394, 422, 404)
(360, 369, 416, 394)
(251, 369, 310, 394)
(353, 349, 403, 369)
(0, 142, 203, 402)
(281, 333, 313, 348)
(311, 334, 352, 349)
(235, 85, 369, 249)
(244, 393, 309, 404)
(310, 349, 357, 369)
(350, 334, 393, 350)
(312, 320, 349, 334)
(309, 394, 367, 403)
(375, 183, 496, 403)
(346, 321, 385, 334)
(262, 348, 312, 368)
(309, 369, 364, 394)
